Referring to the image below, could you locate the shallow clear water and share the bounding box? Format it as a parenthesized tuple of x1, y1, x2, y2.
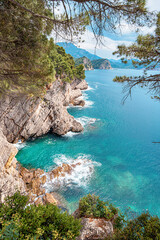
(16, 69, 160, 215)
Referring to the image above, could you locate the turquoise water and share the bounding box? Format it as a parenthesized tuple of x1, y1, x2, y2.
(16, 69, 160, 215)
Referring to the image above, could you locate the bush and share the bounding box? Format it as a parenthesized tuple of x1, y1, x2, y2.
(112, 212, 160, 240)
(0, 192, 81, 240)
(79, 194, 119, 220)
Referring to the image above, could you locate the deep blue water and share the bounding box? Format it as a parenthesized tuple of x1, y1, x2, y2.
(16, 69, 160, 215)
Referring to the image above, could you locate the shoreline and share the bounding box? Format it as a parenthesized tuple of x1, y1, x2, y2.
(0, 78, 89, 207)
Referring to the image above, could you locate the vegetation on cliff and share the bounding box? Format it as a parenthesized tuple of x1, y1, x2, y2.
(79, 194, 124, 229)
(75, 57, 93, 70)
(0, 192, 81, 240)
(1, 193, 160, 239)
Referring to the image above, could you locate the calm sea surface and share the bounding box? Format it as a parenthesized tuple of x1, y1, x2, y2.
(16, 69, 160, 215)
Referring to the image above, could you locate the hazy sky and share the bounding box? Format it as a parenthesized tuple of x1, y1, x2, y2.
(77, 0, 160, 59)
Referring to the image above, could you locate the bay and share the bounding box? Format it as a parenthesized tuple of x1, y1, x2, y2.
(16, 69, 160, 215)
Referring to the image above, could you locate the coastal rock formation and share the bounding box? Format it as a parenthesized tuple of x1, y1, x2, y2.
(71, 78, 88, 90)
(91, 59, 112, 70)
(0, 79, 87, 143)
(0, 78, 88, 201)
(75, 57, 94, 70)
(76, 217, 113, 240)
(0, 130, 26, 202)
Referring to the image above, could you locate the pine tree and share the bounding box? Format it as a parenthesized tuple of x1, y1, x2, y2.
(113, 13, 160, 102)
(0, 0, 153, 96)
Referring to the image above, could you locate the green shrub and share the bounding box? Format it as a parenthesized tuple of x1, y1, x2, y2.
(0, 192, 81, 240)
(112, 212, 160, 240)
(79, 194, 121, 221)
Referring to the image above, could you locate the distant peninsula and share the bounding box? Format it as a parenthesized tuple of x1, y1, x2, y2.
(75, 57, 112, 70)
(56, 42, 146, 70)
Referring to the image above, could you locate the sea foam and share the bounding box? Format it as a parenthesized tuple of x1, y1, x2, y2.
(76, 116, 98, 127)
(14, 140, 26, 150)
(43, 154, 101, 192)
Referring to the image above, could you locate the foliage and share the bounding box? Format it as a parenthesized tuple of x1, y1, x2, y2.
(79, 194, 122, 223)
(75, 57, 93, 70)
(0, 0, 54, 96)
(0, 0, 85, 96)
(0, 0, 154, 96)
(1, 193, 160, 239)
(50, 42, 85, 82)
(112, 212, 160, 240)
(91, 59, 111, 69)
(0, 192, 82, 240)
(7, 0, 152, 42)
(113, 12, 160, 102)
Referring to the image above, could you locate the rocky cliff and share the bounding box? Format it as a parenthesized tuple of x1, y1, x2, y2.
(0, 78, 88, 201)
(75, 57, 94, 70)
(0, 129, 26, 202)
(0, 79, 88, 143)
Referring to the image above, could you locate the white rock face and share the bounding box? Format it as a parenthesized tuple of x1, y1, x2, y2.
(0, 79, 87, 143)
(0, 129, 26, 202)
(0, 79, 88, 201)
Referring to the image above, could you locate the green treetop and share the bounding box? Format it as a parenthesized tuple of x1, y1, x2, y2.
(0, 0, 153, 96)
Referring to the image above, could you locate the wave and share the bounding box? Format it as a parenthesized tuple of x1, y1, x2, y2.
(76, 116, 98, 128)
(67, 91, 94, 109)
(83, 85, 94, 91)
(43, 154, 101, 192)
(14, 140, 26, 150)
(62, 117, 99, 138)
(63, 131, 81, 138)
(81, 92, 94, 108)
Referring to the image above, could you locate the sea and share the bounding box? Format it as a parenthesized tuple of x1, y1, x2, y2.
(16, 69, 160, 216)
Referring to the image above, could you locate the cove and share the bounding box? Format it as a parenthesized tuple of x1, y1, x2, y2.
(16, 69, 160, 215)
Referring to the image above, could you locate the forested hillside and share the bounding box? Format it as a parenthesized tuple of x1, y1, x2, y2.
(91, 59, 112, 69)
(75, 57, 93, 70)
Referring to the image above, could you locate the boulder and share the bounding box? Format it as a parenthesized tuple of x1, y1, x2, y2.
(20, 167, 34, 184)
(75, 79, 88, 90)
(41, 175, 47, 185)
(71, 79, 88, 90)
(76, 217, 113, 240)
(43, 193, 58, 205)
(72, 99, 85, 107)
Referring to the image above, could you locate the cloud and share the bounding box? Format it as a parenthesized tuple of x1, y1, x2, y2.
(54, 0, 158, 59)
(77, 30, 133, 59)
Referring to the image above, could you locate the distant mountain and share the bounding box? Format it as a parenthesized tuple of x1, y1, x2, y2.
(57, 42, 147, 69)
(91, 59, 112, 70)
(75, 57, 93, 70)
(56, 42, 101, 60)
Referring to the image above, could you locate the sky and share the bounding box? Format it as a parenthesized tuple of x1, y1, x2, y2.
(55, 0, 160, 59)
(76, 0, 160, 59)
